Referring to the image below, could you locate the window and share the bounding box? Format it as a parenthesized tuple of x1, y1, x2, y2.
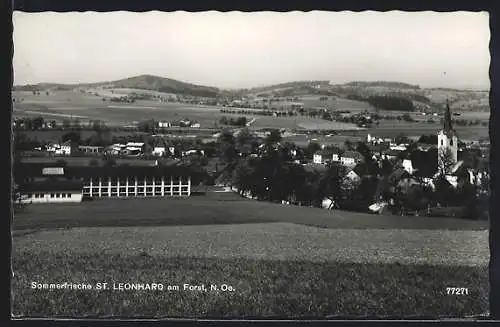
(27, 193, 32, 198)
(56, 193, 61, 198)
(39, 193, 44, 198)
(450, 139, 453, 146)
(441, 140, 444, 146)
(50, 193, 55, 198)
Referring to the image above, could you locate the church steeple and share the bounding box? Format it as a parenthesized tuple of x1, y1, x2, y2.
(443, 99, 453, 134)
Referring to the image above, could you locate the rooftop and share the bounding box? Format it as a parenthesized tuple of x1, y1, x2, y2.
(14, 163, 198, 179)
(18, 179, 83, 192)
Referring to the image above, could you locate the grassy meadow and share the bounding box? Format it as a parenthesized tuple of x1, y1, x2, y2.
(11, 194, 489, 318)
(12, 249, 488, 318)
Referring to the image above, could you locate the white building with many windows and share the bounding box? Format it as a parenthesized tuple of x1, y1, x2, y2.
(15, 164, 194, 201)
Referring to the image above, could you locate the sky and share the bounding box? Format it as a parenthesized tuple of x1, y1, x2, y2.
(13, 11, 490, 90)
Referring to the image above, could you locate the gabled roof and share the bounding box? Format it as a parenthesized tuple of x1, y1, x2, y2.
(126, 142, 145, 147)
(14, 163, 197, 179)
(450, 160, 465, 175)
(342, 150, 364, 161)
(352, 162, 369, 177)
(319, 148, 341, 156)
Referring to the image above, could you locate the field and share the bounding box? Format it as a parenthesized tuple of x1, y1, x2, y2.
(365, 121, 489, 142)
(13, 90, 489, 142)
(297, 96, 373, 112)
(11, 194, 489, 318)
(13, 91, 223, 128)
(13, 91, 367, 132)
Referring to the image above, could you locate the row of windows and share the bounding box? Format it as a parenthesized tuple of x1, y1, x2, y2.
(28, 193, 73, 198)
(83, 186, 189, 191)
(84, 188, 189, 194)
(82, 191, 189, 197)
(80, 148, 103, 153)
(86, 178, 188, 184)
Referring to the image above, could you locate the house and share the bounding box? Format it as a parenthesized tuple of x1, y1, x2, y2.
(55, 141, 75, 156)
(390, 144, 407, 151)
(313, 148, 341, 165)
(383, 149, 402, 160)
(368, 201, 389, 214)
(344, 169, 362, 184)
(108, 143, 126, 155)
(340, 150, 364, 167)
(16, 165, 83, 204)
(402, 159, 414, 175)
(179, 119, 191, 127)
(78, 145, 105, 154)
(125, 142, 146, 154)
(152, 146, 166, 157)
(368, 143, 390, 159)
(158, 121, 171, 128)
(313, 153, 323, 164)
(190, 122, 201, 128)
(445, 161, 475, 188)
(18, 179, 84, 204)
(183, 149, 205, 157)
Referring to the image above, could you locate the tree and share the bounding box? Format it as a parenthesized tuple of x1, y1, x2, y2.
(62, 131, 81, 144)
(72, 119, 82, 130)
(62, 119, 71, 130)
(434, 175, 457, 207)
(236, 128, 256, 156)
(217, 129, 238, 164)
(395, 133, 410, 145)
(318, 164, 345, 209)
(438, 147, 455, 176)
(304, 142, 321, 159)
(232, 159, 255, 196)
(32, 116, 44, 130)
(265, 129, 282, 146)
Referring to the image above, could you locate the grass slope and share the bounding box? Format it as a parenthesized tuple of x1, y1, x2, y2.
(12, 195, 488, 231)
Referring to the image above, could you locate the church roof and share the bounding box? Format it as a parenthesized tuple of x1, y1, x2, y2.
(443, 99, 455, 135)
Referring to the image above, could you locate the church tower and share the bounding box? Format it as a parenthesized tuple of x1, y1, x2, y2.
(437, 99, 458, 167)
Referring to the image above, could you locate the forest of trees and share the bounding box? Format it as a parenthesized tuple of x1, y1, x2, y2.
(219, 116, 248, 127)
(347, 94, 415, 111)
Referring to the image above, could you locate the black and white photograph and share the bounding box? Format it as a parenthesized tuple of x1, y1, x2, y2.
(11, 10, 491, 319)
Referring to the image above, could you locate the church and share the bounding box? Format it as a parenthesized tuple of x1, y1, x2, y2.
(437, 99, 458, 168)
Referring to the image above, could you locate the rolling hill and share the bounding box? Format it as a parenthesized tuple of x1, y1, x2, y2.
(13, 74, 220, 98)
(13, 75, 489, 111)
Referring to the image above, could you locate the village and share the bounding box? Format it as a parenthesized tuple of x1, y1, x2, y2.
(13, 100, 489, 220)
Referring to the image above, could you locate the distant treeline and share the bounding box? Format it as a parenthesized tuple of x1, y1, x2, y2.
(347, 94, 415, 112)
(250, 81, 329, 93)
(344, 81, 421, 89)
(156, 86, 218, 98)
(219, 116, 248, 127)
